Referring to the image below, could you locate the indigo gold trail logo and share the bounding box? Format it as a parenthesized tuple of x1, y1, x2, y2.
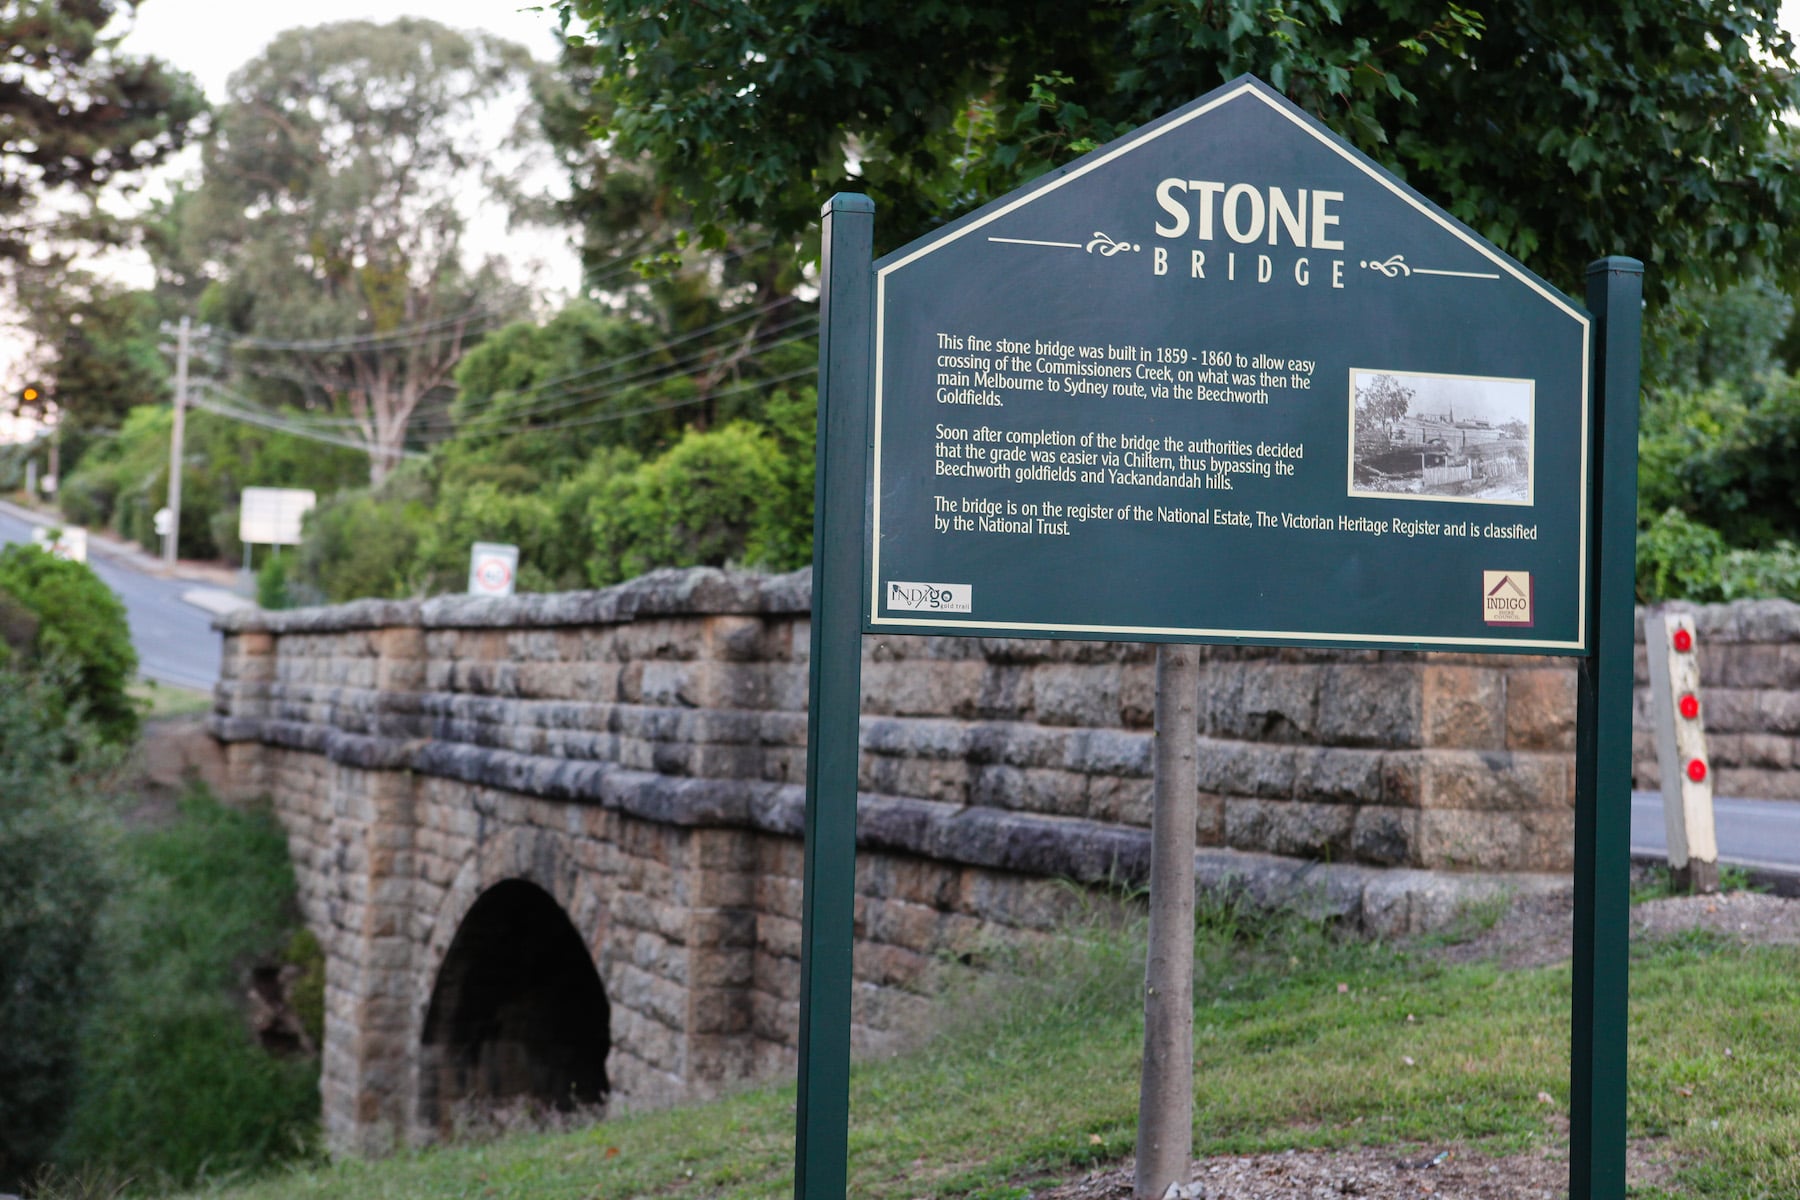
(1482, 571, 1533, 627)
(887, 581, 972, 613)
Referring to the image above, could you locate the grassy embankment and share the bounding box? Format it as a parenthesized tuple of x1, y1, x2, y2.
(159, 895, 1800, 1200)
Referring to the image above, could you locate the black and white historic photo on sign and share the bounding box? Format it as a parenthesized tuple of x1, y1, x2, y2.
(1346, 368, 1534, 506)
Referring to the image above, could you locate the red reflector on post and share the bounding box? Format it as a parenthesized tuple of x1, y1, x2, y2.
(1686, 758, 1707, 783)
(1679, 694, 1700, 720)
(1673, 628, 1693, 652)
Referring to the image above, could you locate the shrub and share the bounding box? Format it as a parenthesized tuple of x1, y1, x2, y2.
(408, 481, 562, 597)
(0, 671, 122, 1192)
(288, 465, 433, 603)
(255, 553, 293, 610)
(587, 421, 805, 586)
(1637, 507, 1800, 604)
(0, 545, 137, 743)
(55, 786, 320, 1187)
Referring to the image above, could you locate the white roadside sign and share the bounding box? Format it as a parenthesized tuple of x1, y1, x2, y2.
(239, 487, 317, 546)
(468, 542, 519, 597)
(31, 525, 87, 563)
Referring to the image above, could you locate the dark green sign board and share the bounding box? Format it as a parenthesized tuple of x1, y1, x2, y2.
(798, 74, 1640, 1200)
(867, 77, 1589, 652)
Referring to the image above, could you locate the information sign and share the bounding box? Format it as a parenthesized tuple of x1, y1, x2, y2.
(868, 77, 1589, 653)
(239, 487, 317, 546)
(799, 75, 1642, 1200)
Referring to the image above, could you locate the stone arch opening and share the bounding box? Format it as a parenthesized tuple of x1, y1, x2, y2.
(419, 879, 609, 1132)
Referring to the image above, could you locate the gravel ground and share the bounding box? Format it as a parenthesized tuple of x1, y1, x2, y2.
(1016, 883, 1800, 1200)
(1031, 1145, 1580, 1200)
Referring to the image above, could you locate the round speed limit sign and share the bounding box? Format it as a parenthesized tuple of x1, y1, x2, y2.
(474, 557, 512, 591)
(467, 542, 519, 597)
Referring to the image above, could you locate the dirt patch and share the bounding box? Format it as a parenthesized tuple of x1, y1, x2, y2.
(1028, 1138, 1682, 1199)
(1418, 881, 1800, 970)
(1629, 889, 1800, 947)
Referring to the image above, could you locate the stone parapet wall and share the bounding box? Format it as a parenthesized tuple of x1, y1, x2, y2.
(209, 569, 1800, 1151)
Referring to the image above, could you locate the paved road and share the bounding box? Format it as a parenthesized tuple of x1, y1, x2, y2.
(0, 507, 223, 691)
(1632, 790, 1800, 876)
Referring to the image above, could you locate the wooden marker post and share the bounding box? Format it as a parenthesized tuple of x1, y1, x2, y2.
(1646, 612, 1717, 892)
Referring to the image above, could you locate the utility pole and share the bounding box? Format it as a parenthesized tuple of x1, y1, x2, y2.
(164, 315, 189, 569)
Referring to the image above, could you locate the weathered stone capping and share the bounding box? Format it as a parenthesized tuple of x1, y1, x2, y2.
(209, 568, 1800, 1153)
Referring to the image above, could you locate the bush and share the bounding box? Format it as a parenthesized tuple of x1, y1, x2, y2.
(409, 481, 563, 597)
(1637, 507, 1800, 604)
(255, 553, 292, 610)
(0, 545, 137, 743)
(586, 420, 812, 586)
(287, 465, 433, 604)
(0, 672, 122, 1192)
(55, 786, 320, 1188)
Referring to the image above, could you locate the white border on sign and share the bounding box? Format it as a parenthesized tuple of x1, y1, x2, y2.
(867, 80, 1591, 653)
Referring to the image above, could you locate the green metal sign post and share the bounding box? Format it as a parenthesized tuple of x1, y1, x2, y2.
(797, 78, 1640, 1200)
(796, 193, 875, 1200)
(1570, 256, 1642, 1197)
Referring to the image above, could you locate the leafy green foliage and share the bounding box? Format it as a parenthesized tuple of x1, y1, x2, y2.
(56, 787, 320, 1188)
(255, 554, 293, 611)
(587, 423, 777, 585)
(0, 0, 204, 274)
(563, 1, 1798, 304)
(282, 327, 819, 602)
(287, 471, 431, 604)
(1635, 280, 1800, 604)
(0, 546, 136, 743)
(0, 672, 122, 1193)
(1656, 377, 1800, 549)
(11, 271, 170, 477)
(59, 403, 365, 564)
(1637, 509, 1800, 604)
(1644, 278, 1795, 400)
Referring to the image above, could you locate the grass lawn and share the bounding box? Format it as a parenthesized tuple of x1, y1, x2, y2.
(129, 679, 214, 720)
(151, 898, 1800, 1200)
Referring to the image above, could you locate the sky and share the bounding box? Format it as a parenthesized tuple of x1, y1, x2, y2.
(115, 1, 569, 99)
(0, 0, 580, 399)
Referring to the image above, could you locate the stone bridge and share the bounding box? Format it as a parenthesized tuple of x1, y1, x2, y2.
(207, 570, 1800, 1154)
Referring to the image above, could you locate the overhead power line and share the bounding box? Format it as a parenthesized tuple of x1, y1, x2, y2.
(454, 364, 816, 441)
(426, 312, 819, 433)
(189, 381, 427, 460)
(201, 302, 507, 354)
(436, 294, 804, 422)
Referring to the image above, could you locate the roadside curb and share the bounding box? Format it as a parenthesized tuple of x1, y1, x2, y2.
(1630, 850, 1800, 898)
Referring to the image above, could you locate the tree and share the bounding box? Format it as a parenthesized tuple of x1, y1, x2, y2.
(561, 0, 1799, 303)
(180, 19, 539, 485)
(12, 268, 168, 477)
(1356, 374, 1413, 439)
(0, 0, 204, 275)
